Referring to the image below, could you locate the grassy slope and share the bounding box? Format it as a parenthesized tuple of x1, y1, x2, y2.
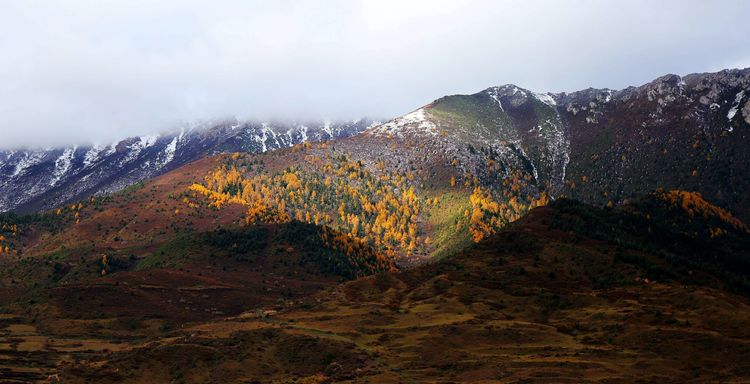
(0, 153, 401, 382)
(58, 200, 750, 383)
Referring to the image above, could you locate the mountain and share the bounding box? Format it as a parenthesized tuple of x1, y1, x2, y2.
(4, 67, 749, 223)
(368, 68, 750, 220)
(0, 118, 379, 213)
(1, 68, 750, 381)
(102, 68, 745, 263)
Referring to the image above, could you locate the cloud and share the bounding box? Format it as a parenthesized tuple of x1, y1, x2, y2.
(0, 0, 748, 148)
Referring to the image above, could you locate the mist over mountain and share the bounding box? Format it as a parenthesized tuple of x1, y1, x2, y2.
(1, 0, 749, 148)
(2, 2, 750, 383)
(0, 118, 379, 212)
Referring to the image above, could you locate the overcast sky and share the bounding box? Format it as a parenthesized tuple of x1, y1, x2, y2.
(1, 0, 749, 149)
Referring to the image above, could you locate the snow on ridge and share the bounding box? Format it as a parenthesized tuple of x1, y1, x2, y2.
(128, 134, 159, 152)
(486, 85, 537, 109)
(322, 119, 334, 138)
(511, 141, 539, 182)
(83, 144, 115, 168)
(366, 120, 382, 130)
(257, 123, 271, 152)
(487, 88, 505, 112)
(0, 150, 13, 164)
(12, 151, 45, 177)
(727, 90, 745, 122)
(82, 147, 99, 168)
(162, 137, 179, 165)
(156, 128, 187, 164)
(494, 84, 524, 96)
(122, 134, 160, 163)
(533, 92, 557, 107)
(371, 108, 437, 137)
(141, 134, 159, 148)
(50, 146, 77, 186)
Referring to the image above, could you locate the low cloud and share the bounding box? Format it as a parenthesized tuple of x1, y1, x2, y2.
(1, 0, 748, 148)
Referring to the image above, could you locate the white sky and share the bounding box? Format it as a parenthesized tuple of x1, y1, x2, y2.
(1, 0, 749, 149)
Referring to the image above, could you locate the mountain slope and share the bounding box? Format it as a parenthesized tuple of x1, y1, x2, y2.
(152, 68, 749, 265)
(0, 118, 378, 213)
(0, 149, 401, 382)
(561, 71, 750, 219)
(369, 68, 750, 220)
(56, 199, 750, 383)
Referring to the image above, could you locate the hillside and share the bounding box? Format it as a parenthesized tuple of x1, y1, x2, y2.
(368, 68, 750, 220)
(0, 156, 396, 381)
(53, 198, 750, 383)
(161, 68, 750, 263)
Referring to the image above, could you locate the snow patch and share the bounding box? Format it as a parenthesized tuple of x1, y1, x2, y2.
(12, 152, 45, 177)
(50, 147, 76, 186)
(162, 137, 178, 165)
(533, 92, 557, 107)
(366, 120, 382, 129)
(322, 119, 334, 138)
(727, 90, 745, 122)
(371, 108, 437, 137)
(123, 134, 160, 163)
(141, 134, 159, 148)
(487, 88, 506, 112)
(83, 144, 115, 168)
(258, 123, 271, 152)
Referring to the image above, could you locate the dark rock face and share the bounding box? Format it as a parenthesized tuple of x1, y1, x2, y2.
(0, 118, 378, 212)
(558, 69, 750, 220)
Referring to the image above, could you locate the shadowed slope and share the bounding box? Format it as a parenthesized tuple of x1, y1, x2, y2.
(58, 198, 750, 383)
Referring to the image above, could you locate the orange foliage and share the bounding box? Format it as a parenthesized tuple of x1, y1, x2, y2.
(660, 190, 749, 233)
(468, 178, 549, 243)
(187, 156, 427, 260)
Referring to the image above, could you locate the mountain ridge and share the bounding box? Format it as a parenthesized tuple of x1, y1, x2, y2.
(0, 118, 380, 213)
(364, 67, 750, 220)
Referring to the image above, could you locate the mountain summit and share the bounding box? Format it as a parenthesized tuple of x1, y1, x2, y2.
(365, 68, 750, 220)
